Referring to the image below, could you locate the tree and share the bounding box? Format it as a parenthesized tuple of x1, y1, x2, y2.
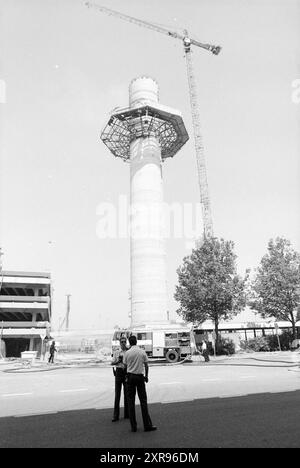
(174, 237, 247, 350)
(250, 237, 300, 339)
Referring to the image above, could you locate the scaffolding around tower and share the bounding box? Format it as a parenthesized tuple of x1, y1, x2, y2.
(101, 79, 188, 162)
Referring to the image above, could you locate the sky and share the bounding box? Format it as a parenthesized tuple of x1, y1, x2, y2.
(0, 0, 299, 330)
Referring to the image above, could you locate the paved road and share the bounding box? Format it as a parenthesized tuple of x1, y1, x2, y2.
(1, 357, 299, 447)
(1, 360, 300, 418)
(1, 391, 300, 448)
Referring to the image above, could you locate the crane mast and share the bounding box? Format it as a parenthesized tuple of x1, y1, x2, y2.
(183, 32, 214, 238)
(85, 2, 221, 239)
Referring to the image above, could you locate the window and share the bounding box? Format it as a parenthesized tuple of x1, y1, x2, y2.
(165, 333, 178, 339)
(137, 332, 151, 341)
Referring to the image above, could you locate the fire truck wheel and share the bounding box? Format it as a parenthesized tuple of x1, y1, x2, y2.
(166, 349, 179, 363)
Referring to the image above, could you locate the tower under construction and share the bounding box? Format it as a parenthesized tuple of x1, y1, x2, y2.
(101, 77, 188, 327)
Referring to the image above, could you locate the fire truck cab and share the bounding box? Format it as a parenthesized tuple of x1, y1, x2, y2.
(112, 325, 196, 363)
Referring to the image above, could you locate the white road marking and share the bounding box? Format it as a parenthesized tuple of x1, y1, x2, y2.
(14, 411, 58, 418)
(240, 376, 256, 379)
(2, 392, 33, 397)
(59, 388, 88, 393)
(160, 382, 182, 385)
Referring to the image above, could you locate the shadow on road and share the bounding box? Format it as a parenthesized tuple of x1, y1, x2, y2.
(1, 390, 300, 448)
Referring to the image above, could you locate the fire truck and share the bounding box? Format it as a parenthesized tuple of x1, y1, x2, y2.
(111, 325, 196, 363)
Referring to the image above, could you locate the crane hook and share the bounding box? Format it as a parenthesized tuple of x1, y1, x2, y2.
(183, 36, 191, 52)
(211, 46, 221, 55)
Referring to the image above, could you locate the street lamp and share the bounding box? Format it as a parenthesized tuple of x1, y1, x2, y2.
(0, 248, 4, 293)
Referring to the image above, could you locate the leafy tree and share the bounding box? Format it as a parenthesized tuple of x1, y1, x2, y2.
(250, 237, 300, 339)
(266, 330, 294, 351)
(174, 237, 247, 350)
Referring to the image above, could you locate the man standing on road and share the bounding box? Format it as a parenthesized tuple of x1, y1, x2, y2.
(124, 335, 157, 433)
(201, 340, 210, 362)
(48, 341, 57, 364)
(111, 337, 129, 422)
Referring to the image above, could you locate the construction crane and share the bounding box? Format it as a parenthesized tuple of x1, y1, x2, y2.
(85, 2, 221, 239)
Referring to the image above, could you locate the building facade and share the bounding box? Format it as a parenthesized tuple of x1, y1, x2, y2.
(0, 271, 51, 358)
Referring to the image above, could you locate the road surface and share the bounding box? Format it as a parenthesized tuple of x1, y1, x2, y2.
(1, 356, 299, 447)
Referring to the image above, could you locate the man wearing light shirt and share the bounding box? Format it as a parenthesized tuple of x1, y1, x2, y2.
(123, 335, 157, 433)
(201, 340, 210, 362)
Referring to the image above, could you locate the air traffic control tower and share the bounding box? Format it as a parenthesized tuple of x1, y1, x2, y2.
(101, 77, 189, 327)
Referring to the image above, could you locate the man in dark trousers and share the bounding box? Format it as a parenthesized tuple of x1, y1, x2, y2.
(201, 340, 210, 362)
(48, 341, 57, 364)
(124, 335, 157, 433)
(111, 336, 129, 422)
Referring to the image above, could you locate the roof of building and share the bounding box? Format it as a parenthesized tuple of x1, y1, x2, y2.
(2, 271, 51, 278)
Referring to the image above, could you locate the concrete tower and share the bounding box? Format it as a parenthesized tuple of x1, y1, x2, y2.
(101, 77, 188, 327)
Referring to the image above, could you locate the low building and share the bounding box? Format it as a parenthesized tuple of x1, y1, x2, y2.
(0, 271, 51, 358)
(193, 307, 300, 350)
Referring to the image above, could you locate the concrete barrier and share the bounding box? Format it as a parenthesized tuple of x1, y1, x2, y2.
(21, 351, 37, 365)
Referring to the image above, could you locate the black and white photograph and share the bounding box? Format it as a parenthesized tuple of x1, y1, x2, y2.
(0, 0, 299, 453)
